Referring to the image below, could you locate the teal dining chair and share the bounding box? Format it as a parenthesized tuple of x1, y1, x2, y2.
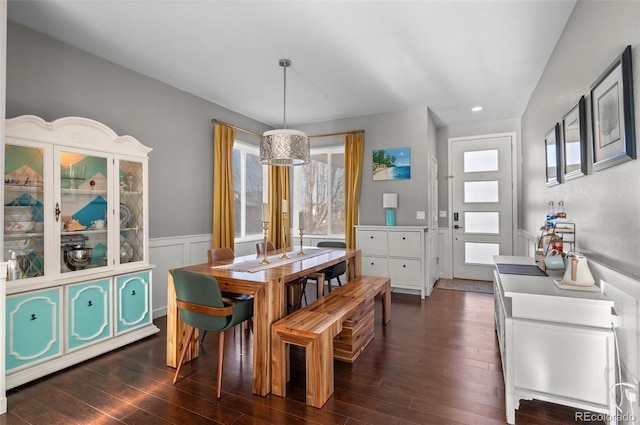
(308, 241, 347, 293)
(171, 269, 254, 398)
(202, 247, 254, 343)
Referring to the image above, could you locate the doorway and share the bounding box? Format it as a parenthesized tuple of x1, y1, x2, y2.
(449, 134, 516, 281)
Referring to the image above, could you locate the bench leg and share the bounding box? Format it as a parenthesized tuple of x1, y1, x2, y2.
(271, 330, 288, 397)
(381, 279, 391, 324)
(306, 332, 335, 408)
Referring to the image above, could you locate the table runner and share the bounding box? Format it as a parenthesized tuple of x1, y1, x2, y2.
(211, 247, 331, 273)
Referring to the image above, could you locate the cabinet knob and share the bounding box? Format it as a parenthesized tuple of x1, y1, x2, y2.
(30, 314, 37, 321)
(402, 237, 406, 240)
(370, 262, 374, 265)
(131, 290, 137, 296)
(55, 202, 61, 222)
(403, 264, 406, 268)
(370, 236, 374, 239)
(88, 300, 93, 307)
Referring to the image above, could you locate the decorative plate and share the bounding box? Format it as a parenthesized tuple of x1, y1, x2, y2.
(120, 240, 133, 263)
(119, 203, 132, 228)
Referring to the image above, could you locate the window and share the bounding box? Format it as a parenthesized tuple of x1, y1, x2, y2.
(294, 146, 345, 236)
(232, 142, 266, 239)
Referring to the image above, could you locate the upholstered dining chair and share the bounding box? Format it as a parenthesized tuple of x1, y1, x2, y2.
(203, 247, 253, 343)
(307, 241, 347, 293)
(256, 241, 308, 313)
(171, 269, 254, 398)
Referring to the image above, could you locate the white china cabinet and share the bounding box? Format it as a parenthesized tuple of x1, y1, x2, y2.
(3, 115, 158, 389)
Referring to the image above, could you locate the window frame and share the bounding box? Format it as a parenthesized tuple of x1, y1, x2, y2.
(293, 144, 345, 238)
(233, 140, 267, 242)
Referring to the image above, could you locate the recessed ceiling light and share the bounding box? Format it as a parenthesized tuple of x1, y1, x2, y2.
(471, 106, 483, 112)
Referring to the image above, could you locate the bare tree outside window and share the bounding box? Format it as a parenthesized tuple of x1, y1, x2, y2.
(233, 145, 264, 238)
(299, 151, 345, 236)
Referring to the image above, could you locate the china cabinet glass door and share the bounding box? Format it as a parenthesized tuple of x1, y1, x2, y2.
(4, 143, 46, 280)
(57, 149, 110, 274)
(117, 159, 144, 265)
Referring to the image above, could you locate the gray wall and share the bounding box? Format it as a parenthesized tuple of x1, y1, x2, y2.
(5, 21, 272, 239)
(6, 21, 437, 238)
(298, 107, 436, 227)
(521, 1, 640, 279)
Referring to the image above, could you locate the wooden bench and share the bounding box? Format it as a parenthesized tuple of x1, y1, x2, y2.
(271, 275, 391, 408)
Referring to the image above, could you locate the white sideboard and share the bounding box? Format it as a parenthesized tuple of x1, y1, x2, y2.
(355, 225, 429, 298)
(493, 255, 616, 424)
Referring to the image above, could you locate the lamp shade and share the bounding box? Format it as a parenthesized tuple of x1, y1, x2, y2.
(383, 193, 398, 208)
(260, 129, 310, 166)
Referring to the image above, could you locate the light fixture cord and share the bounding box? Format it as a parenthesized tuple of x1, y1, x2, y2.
(282, 62, 287, 129)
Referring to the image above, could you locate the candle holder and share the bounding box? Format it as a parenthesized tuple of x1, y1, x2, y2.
(280, 212, 290, 259)
(259, 221, 271, 264)
(298, 228, 305, 255)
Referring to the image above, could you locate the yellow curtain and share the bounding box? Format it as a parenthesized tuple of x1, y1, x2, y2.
(212, 123, 236, 250)
(268, 166, 290, 249)
(344, 132, 364, 249)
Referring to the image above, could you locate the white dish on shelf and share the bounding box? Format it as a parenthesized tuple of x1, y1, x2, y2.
(119, 203, 132, 228)
(5, 221, 35, 233)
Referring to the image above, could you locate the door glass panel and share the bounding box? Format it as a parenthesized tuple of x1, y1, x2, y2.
(464, 149, 498, 172)
(464, 181, 499, 203)
(465, 242, 499, 265)
(464, 212, 500, 234)
(60, 151, 108, 273)
(4, 144, 45, 279)
(119, 160, 143, 265)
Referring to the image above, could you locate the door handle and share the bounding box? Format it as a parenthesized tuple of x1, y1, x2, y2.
(453, 225, 463, 230)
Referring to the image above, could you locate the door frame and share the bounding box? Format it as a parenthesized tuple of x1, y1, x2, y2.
(444, 132, 519, 279)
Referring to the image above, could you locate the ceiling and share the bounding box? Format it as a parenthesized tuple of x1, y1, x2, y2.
(7, 0, 576, 128)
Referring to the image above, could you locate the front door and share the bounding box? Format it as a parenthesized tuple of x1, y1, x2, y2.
(450, 134, 514, 280)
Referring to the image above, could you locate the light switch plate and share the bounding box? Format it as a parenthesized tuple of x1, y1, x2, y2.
(439, 210, 447, 218)
(416, 211, 426, 219)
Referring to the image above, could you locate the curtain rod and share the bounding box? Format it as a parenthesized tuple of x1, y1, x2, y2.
(212, 118, 364, 139)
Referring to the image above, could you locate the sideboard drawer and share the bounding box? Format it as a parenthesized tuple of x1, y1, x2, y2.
(362, 255, 389, 277)
(357, 230, 388, 256)
(388, 231, 421, 258)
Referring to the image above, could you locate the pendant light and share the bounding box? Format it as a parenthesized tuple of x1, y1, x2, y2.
(260, 59, 310, 166)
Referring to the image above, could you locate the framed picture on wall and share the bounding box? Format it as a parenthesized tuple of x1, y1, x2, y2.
(562, 96, 588, 180)
(372, 147, 411, 181)
(545, 123, 562, 186)
(590, 45, 636, 171)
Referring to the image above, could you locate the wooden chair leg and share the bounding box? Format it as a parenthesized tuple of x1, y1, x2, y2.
(217, 331, 225, 398)
(173, 326, 196, 384)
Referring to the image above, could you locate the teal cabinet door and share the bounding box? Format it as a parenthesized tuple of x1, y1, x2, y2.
(67, 279, 111, 350)
(6, 288, 62, 371)
(116, 271, 151, 334)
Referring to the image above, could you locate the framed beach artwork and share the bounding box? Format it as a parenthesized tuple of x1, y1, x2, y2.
(372, 147, 411, 181)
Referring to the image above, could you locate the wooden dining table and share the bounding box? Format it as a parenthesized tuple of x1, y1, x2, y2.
(166, 247, 361, 396)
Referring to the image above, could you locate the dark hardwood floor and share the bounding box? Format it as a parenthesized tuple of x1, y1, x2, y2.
(0, 285, 603, 424)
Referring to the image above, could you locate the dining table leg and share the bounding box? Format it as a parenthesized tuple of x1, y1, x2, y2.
(166, 270, 198, 368)
(251, 277, 286, 396)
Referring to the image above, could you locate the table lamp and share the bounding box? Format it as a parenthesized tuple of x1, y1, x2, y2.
(383, 193, 397, 226)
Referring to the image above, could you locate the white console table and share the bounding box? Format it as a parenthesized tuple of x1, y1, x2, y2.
(493, 256, 616, 424)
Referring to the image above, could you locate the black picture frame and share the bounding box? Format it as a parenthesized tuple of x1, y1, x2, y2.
(545, 123, 562, 186)
(562, 96, 588, 180)
(590, 45, 636, 171)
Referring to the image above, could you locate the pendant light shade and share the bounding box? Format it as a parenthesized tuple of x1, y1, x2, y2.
(260, 59, 310, 166)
